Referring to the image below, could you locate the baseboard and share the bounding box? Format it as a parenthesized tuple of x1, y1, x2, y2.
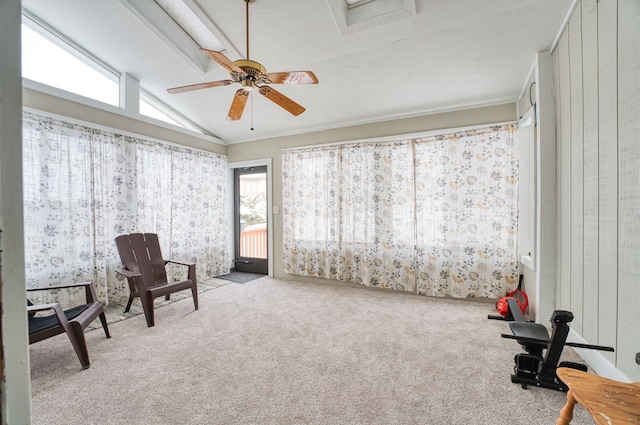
(568, 329, 632, 382)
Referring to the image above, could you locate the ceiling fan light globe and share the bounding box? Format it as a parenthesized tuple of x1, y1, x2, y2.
(241, 80, 254, 91)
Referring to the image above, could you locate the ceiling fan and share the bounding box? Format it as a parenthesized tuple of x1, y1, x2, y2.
(167, 0, 318, 121)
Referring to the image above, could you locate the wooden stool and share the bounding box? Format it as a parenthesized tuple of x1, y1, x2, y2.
(556, 367, 640, 425)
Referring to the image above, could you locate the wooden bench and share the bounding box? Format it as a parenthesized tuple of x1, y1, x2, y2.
(556, 367, 640, 425)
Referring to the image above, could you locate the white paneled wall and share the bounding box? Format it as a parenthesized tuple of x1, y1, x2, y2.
(596, 0, 619, 367)
(616, 0, 640, 382)
(553, 0, 639, 381)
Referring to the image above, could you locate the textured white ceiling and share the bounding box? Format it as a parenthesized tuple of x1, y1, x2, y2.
(21, 0, 571, 145)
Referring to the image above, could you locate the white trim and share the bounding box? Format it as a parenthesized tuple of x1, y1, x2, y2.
(23, 78, 226, 145)
(228, 158, 274, 277)
(229, 97, 517, 145)
(568, 329, 632, 382)
(520, 255, 535, 271)
(550, 0, 579, 54)
(517, 60, 537, 110)
(281, 121, 517, 152)
(2, 0, 31, 421)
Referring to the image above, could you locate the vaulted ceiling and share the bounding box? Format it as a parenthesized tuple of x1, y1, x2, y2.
(21, 0, 571, 144)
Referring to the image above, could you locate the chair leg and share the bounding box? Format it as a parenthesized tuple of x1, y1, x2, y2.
(99, 312, 111, 338)
(188, 266, 198, 308)
(191, 282, 199, 311)
(70, 322, 91, 369)
(124, 278, 138, 313)
(141, 292, 155, 327)
(124, 296, 134, 313)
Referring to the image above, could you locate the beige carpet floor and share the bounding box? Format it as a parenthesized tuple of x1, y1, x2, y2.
(29, 277, 594, 424)
(86, 278, 232, 331)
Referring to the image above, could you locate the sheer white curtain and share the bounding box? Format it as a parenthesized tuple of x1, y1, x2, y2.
(414, 126, 519, 298)
(22, 111, 229, 306)
(282, 141, 417, 293)
(282, 124, 519, 298)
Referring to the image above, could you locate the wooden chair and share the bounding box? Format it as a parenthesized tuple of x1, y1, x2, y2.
(27, 281, 111, 369)
(114, 233, 198, 327)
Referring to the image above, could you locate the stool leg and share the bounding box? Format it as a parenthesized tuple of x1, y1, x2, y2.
(556, 390, 576, 425)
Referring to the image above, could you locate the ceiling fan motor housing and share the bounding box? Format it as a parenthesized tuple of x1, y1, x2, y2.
(234, 59, 266, 77)
(234, 59, 266, 90)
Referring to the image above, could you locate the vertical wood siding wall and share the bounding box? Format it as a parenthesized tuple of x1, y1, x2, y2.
(553, 0, 639, 380)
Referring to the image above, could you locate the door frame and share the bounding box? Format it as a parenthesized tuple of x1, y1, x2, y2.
(228, 158, 273, 277)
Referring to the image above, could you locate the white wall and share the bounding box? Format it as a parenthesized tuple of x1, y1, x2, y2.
(553, 0, 640, 381)
(1, 0, 31, 423)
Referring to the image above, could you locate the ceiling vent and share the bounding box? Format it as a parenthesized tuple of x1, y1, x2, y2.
(328, 0, 416, 35)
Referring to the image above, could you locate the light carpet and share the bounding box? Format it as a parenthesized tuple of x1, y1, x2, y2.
(29, 277, 594, 424)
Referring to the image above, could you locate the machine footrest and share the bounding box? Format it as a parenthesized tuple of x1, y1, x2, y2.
(510, 374, 569, 392)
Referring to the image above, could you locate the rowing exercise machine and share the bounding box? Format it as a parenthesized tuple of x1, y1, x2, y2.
(500, 305, 614, 391)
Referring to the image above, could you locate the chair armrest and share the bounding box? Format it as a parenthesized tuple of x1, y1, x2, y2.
(26, 281, 92, 293)
(27, 281, 102, 304)
(115, 267, 141, 279)
(164, 259, 195, 267)
(165, 260, 197, 285)
(27, 303, 59, 313)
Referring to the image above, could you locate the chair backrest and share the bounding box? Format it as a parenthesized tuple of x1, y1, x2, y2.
(115, 233, 168, 288)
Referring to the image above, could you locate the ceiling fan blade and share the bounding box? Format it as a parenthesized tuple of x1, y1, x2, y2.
(258, 86, 306, 116)
(263, 71, 318, 85)
(200, 48, 246, 75)
(227, 89, 250, 121)
(167, 80, 236, 94)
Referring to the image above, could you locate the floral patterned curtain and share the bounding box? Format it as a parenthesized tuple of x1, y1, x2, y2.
(282, 124, 519, 299)
(282, 141, 416, 292)
(414, 126, 519, 298)
(22, 111, 229, 306)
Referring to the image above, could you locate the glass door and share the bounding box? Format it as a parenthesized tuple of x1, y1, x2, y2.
(234, 166, 268, 274)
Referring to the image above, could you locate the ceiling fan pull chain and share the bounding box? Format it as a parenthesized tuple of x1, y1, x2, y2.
(250, 91, 255, 130)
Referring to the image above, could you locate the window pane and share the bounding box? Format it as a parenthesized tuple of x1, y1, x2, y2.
(239, 172, 267, 259)
(21, 24, 120, 106)
(140, 98, 182, 127)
